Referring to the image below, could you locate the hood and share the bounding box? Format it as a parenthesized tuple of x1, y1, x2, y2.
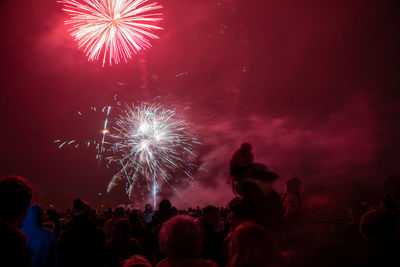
(21, 205, 41, 227)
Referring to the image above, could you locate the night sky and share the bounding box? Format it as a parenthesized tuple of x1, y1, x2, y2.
(1, 0, 399, 210)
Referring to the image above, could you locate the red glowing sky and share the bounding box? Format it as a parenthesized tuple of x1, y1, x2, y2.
(0, 0, 399, 209)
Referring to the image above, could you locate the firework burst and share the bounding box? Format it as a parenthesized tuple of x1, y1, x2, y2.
(59, 0, 163, 66)
(107, 103, 200, 205)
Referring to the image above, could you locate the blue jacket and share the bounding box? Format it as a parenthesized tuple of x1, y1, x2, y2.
(21, 205, 57, 267)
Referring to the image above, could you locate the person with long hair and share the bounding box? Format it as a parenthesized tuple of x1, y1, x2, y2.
(156, 215, 217, 267)
(228, 221, 285, 267)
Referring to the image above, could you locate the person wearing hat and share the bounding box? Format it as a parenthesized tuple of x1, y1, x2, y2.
(143, 204, 154, 225)
(230, 143, 254, 185)
(282, 177, 302, 219)
(231, 163, 285, 231)
(58, 199, 106, 267)
(103, 206, 125, 240)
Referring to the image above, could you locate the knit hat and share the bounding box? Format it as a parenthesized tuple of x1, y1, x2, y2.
(72, 199, 90, 216)
(231, 142, 254, 167)
(144, 203, 153, 213)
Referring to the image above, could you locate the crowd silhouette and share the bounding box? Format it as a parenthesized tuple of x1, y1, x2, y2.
(0, 143, 399, 266)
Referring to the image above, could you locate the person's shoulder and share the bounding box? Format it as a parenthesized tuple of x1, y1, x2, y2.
(94, 226, 105, 237)
(0, 220, 13, 236)
(103, 218, 114, 226)
(124, 237, 140, 249)
(0, 220, 26, 246)
(203, 259, 218, 267)
(155, 257, 169, 267)
(285, 193, 300, 200)
(152, 222, 162, 233)
(106, 218, 114, 223)
(129, 237, 140, 245)
(58, 226, 73, 240)
(38, 226, 56, 240)
(265, 190, 282, 202)
(191, 258, 219, 267)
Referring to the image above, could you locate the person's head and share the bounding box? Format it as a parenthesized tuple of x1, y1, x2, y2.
(229, 221, 282, 267)
(228, 197, 247, 228)
(383, 175, 400, 206)
(122, 255, 152, 267)
(286, 177, 302, 194)
(240, 142, 252, 152)
(359, 209, 396, 241)
(144, 203, 153, 213)
(159, 199, 172, 211)
(0, 175, 32, 226)
(237, 163, 278, 198)
(112, 206, 125, 219)
(158, 199, 172, 220)
(231, 143, 254, 168)
(72, 199, 90, 219)
(171, 206, 178, 216)
(202, 205, 219, 229)
(349, 202, 367, 222)
(159, 215, 203, 258)
(112, 218, 131, 240)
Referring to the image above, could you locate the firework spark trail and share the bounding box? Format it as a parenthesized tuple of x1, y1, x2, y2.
(54, 105, 112, 163)
(59, 0, 163, 66)
(107, 104, 199, 205)
(99, 106, 112, 162)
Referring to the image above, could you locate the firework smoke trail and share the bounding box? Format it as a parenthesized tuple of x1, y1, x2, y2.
(59, 0, 163, 66)
(107, 104, 200, 205)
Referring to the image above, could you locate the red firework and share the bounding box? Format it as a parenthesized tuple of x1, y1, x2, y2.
(60, 0, 163, 66)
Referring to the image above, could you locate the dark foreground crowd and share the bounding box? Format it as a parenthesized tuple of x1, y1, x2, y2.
(1, 143, 400, 267)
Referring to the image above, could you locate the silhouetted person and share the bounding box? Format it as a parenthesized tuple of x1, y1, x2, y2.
(282, 177, 302, 219)
(232, 163, 284, 230)
(228, 221, 285, 267)
(200, 205, 224, 266)
(128, 209, 146, 242)
(308, 207, 399, 267)
(156, 215, 218, 267)
(344, 202, 367, 246)
(103, 206, 125, 240)
(123, 255, 152, 267)
(153, 199, 173, 225)
(45, 210, 60, 238)
(382, 174, 400, 207)
(106, 218, 141, 267)
(171, 206, 178, 217)
(358, 209, 400, 266)
(21, 205, 57, 267)
(151, 199, 173, 263)
(58, 199, 105, 267)
(0, 175, 33, 267)
(230, 143, 254, 184)
(142, 204, 155, 245)
(143, 204, 154, 225)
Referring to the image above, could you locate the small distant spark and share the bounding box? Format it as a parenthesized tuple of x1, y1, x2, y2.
(54, 105, 112, 162)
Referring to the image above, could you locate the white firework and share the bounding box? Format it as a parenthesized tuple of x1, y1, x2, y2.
(107, 103, 200, 205)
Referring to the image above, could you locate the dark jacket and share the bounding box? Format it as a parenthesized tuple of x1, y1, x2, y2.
(0, 219, 33, 267)
(58, 215, 105, 267)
